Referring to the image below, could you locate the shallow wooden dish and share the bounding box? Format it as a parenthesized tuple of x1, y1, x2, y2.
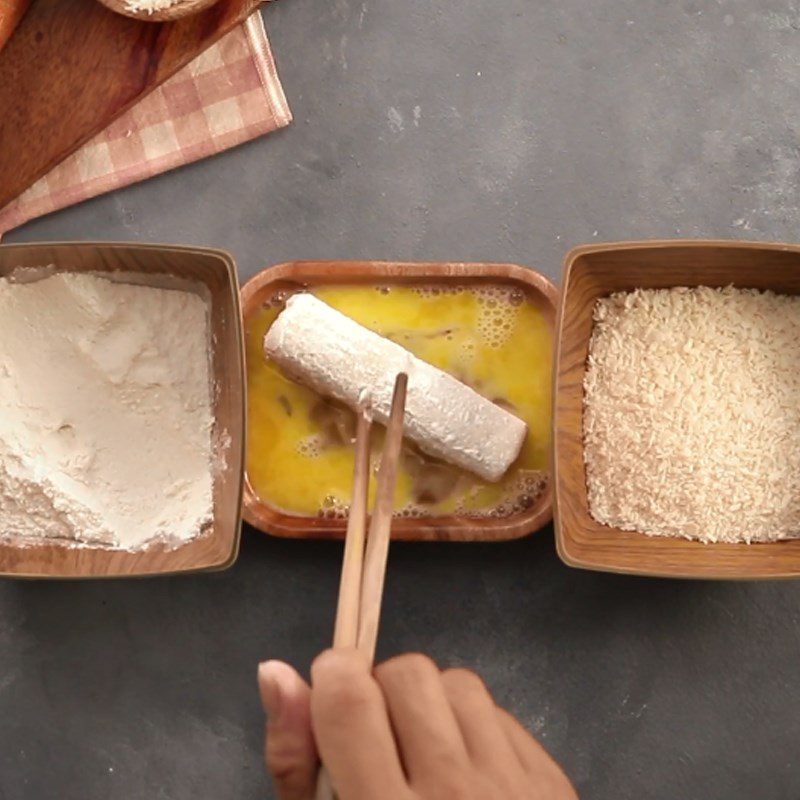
(0, 242, 245, 578)
(241, 261, 558, 542)
(554, 240, 800, 579)
(97, 0, 221, 22)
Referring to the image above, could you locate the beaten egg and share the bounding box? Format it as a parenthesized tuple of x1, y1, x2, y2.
(246, 283, 551, 519)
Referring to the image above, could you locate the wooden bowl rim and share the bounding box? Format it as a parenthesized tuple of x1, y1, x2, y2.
(240, 260, 558, 543)
(563, 237, 800, 263)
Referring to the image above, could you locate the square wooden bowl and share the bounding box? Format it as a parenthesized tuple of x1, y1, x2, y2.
(241, 260, 558, 542)
(554, 240, 800, 579)
(0, 242, 245, 578)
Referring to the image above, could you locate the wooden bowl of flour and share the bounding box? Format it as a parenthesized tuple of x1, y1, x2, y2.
(0, 242, 245, 579)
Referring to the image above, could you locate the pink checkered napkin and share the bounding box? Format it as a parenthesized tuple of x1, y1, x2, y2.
(0, 12, 291, 235)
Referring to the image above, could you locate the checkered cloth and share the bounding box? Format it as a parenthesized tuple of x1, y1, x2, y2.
(0, 12, 291, 236)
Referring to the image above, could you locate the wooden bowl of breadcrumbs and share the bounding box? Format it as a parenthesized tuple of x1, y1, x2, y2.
(554, 240, 800, 579)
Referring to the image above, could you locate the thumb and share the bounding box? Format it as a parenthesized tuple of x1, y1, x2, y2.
(258, 660, 318, 800)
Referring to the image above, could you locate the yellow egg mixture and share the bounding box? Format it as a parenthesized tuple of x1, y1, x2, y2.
(246, 284, 551, 518)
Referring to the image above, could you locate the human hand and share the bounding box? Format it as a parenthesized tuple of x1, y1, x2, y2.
(258, 648, 578, 800)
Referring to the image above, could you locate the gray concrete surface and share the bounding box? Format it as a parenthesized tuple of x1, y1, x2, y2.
(3, 0, 800, 797)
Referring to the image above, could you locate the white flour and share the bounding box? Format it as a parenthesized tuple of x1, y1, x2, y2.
(0, 273, 214, 550)
(124, 0, 185, 14)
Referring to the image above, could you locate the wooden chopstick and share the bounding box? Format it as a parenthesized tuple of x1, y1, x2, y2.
(332, 410, 372, 649)
(356, 372, 407, 665)
(314, 411, 374, 800)
(315, 373, 408, 800)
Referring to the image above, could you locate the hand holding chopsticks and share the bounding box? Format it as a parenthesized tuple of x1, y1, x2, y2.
(316, 372, 408, 800)
(261, 374, 578, 800)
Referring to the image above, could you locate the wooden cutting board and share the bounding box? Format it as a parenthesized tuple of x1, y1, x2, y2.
(0, 0, 261, 209)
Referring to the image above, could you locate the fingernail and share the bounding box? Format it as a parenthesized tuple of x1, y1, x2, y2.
(258, 661, 285, 721)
